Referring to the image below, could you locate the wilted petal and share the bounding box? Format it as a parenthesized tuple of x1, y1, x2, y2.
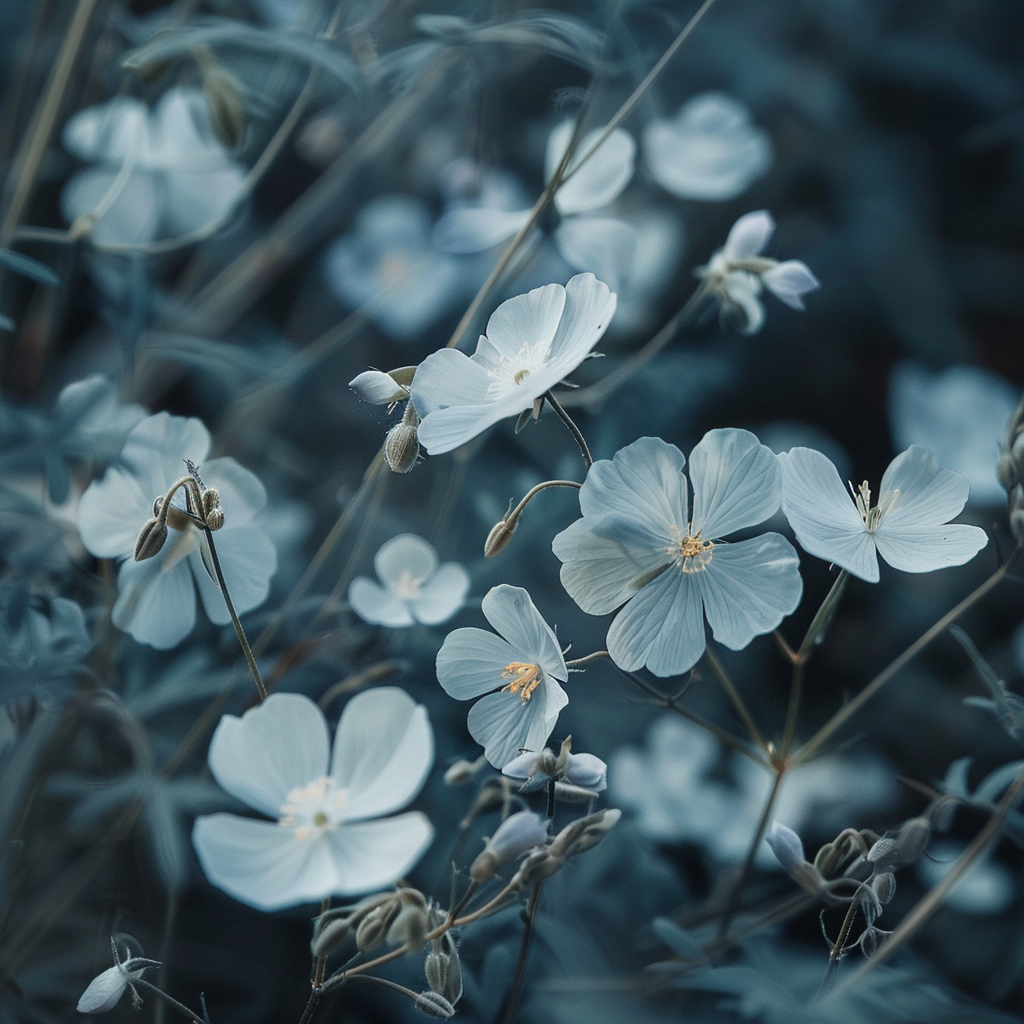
(548, 122, 635, 216)
(410, 562, 470, 624)
(207, 692, 330, 817)
(375, 534, 438, 589)
(113, 556, 197, 649)
(722, 210, 774, 260)
(761, 260, 819, 310)
(481, 585, 566, 679)
(349, 577, 415, 627)
(437, 627, 517, 699)
(324, 813, 434, 895)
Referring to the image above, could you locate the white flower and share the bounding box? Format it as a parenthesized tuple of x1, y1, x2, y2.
(349, 534, 470, 627)
(502, 744, 607, 792)
(552, 432, 803, 678)
(192, 688, 434, 911)
(778, 445, 989, 583)
(61, 88, 245, 246)
(696, 211, 819, 334)
(411, 273, 616, 455)
(436, 585, 569, 768)
(348, 370, 409, 407)
(643, 92, 771, 201)
(77, 949, 159, 1014)
(77, 412, 276, 649)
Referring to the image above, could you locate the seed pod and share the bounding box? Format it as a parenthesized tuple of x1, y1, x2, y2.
(425, 947, 450, 996)
(385, 422, 420, 474)
(414, 991, 455, 1019)
(134, 518, 168, 561)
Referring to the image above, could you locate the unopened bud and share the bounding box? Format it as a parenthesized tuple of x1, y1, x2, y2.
(511, 847, 564, 888)
(202, 488, 224, 530)
(866, 837, 898, 871)
(484, 516, 518, 557)
(871, 871, 896, 904)
(414, 991, 455, 1019)
(551, 808, 621, 858)
(470, 810, 548, 882)
(311, 916, 351, 959)
(895, 816, 931, 863)
(1011, 507, 1024, 545)
(385, 422, 419, 474)
(425, 935, 462, 1004)
(134, 518, 168, 561)
(444, 759, 480, 785)
(425, 948, 451, 996)
(813, 841, 841, 879)
(355, 900, 401, 951)
(387, 903, 430, 953)
(998, 450, 1017, 493)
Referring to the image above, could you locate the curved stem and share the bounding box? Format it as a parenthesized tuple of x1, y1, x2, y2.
(565, 650, 611, 668)
(544, 391, 592, 468)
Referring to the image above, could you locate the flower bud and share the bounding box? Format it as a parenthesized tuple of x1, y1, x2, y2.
(484, 516, 518, 557)
(425, 948, 451, 997)
(511, 847, 565, 888)
(203, 67, 246, 150)
(871, 871, 896, 904)
(77, 958, 160, 1014)
(387, 902, 430, 953)
(813, 841, 842, 879)
(866, 836, 898, 871)
(895, 816, 931, 863)
(469, 810, 548, 882)
(385, 422, 420, 474)
(998, 450, 1017, 493)
(1011, 507, 1024, 546)
(311, 915, 351, 959)
(443, 758, 481, 785)
(201, 488, 223, 531)
(355, 900, 402, 951)
(764, 821, 806, 876)
(134, 518, 168, 561)
(551, 808, 621, 858)
(350, 370, 410, 406)
(414, 992, 455, 1019)
(425, 935, 462, 1004)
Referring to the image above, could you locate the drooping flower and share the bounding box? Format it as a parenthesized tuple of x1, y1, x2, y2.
(411, 273, 616, 455)
(349, 534, 470, 627)
(192, 688, 434, 911)
(643, 92, 771, 201)
(77, 955, 159, 1014)
(435, 585, 568, 768)
(61, 88, 246, 246)
(696, 211, 819, 334)
(77, 412, 276, 649)
(777, 445, 988, 583)
(552, 432, 803, 677)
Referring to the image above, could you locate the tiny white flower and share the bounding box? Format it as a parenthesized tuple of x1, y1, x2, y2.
(552, 431, 803, 678)
(643, 92, 771, 201)
(436, 584, 569, 768)
(696, 211, 819, 334)
(412, 273, 616, 455)
(349, 369, 409, 407)
(778, 445, 989, 583)
(349, 534, 470, 627)
(192, 688, 434, 911)
(77, 412, 276, 649)
(77, 950, 160, 1014)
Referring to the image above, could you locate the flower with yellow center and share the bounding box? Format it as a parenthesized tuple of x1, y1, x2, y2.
(436, 585, 569, 768)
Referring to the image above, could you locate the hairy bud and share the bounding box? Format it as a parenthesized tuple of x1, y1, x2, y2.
(134, 518, 168, 561)
(387, 902, 430, 953)
(355, 899, 402, 951)
(470, 810, 548, 882)
(385, 422, 420, 474)
(202, 488, 224, 530)
(414, 991, 455, 1019)
(311, 916, 351, 959)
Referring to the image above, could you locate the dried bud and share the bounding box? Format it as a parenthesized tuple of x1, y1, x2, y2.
(470, 810, 548, 882)
(201, 487, 224, 530)
(385, 421, 420, 474)
(871, 871, 896, 904)
(895, 816, 931, 863)
(414, 991, 455, 1019)
(134, 518, 168, 561)
(355, 899, 402, 951)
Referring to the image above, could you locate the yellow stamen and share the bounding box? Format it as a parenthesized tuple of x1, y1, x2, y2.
(501, 662, 543, 702)
(667, 525, 715, 573)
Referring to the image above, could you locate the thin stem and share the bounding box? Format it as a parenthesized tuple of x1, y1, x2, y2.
(497, 882, 543, 1024)
(796, 549, 1019, 765)
(703, 645, 769, 755)
(817, 901, 859, 997)
(565, 650, 611, 668)
(202, 525, 267, 702)
(780, 661, 804, 765)
(544, 391, 593, 468)
(131, 979, 205, 1024)
(796, 570, 849, 662)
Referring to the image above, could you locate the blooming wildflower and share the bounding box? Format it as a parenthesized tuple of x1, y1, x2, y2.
(412, 273, 616, 454)
(502, 738, 607, 792)
(192, 688, 434, 910)
(77, 412, 276, 649)
(889, 361, 1019, 505)
(325, 196, 463, 340)
(349, 534, 470, 627)
(61, 88, 245, 246)
(778, 445, 988, 583)
(696, 211, 819, 334)
(552, 431, 802, 677)
(436, 584, 569, 768)
(643, 92, 771, 201)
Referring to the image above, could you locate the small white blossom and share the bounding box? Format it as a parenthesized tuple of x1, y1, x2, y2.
(778, 445, 989, 583)
(349, 370, 410, 407)
(436, 585, 568, 768)
(192, 688, 434, 910)
(643, 92, 771, 201)
(697, 211, 819, 334)
(349, 534, 469, 627)
(77, 950, 159, 1014)
(412, 273, 615, 454)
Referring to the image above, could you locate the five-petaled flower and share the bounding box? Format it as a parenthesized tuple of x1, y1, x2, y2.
(696, 211, 819, 334)
(411, 273, 616, 455)
(77, 412, 276, 649)
(777, 445, 988, 582)
(552, 431, 803, 677)
(192, 688, 434, 911)
(436, 585, 569, 769)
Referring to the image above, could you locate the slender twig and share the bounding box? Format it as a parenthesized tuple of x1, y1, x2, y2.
(497, 882, 543, 1024)
(703, 645, 768, 755)
(544, 391, 593, 468)
(565, 650, 611, 668)
(131, 979, 205, 1024)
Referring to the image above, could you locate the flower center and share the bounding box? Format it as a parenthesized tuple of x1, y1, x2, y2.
(392, 569, 425, 600)
(667, 524, 715, 573)
(485, 343, 543, 401)
(278, 776, 347, 841)
(501, 662, 543, 702)
(850, 481, 900, 533)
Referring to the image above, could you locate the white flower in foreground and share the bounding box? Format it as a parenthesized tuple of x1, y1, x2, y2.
(411, 273, 615, 455)
(77, 412, 276, 649)
(697, 211, 819, 334)
(61, 88, 245, 246)
(552, 432, 802, 678)
(643, 92, 771, 201)
(192, 688, 434, 910)
(436, 585, 568, 768)
(778, 445, 988, 583)
(349, 534, 470, 627)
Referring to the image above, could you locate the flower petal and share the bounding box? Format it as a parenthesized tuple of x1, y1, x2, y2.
(331, 687, 433, 820)
(548, 123, 636, 216)
(877, 445, 971, 529)
(349, 577, 415, 627)
(77, 465, 152, 559)
(416, 402, 505, 455)
(545, 271, 617, 371)
(437, 627, 519, 699)
(761, 260, 819, 310)
(207, 692, 330, 817)
(697, 534, 802, 650)
(433, 206, 531, 252)
(112, 556, 197, 649)
(873, 523, 988, 574)
(323, 813, 434, 894)
(481, 585, 566, 680)
(121, 412, 211, 496)
(689, 428, 781, 537)
(411, 562, 470, 625)
(77, 966, 129, 1013)
(606, 568, 706, 677)
(192, 525, 276, 625)
(410, 348, 492, 418)
(779, 447, 880, 582)
(477, 282, 565, 366)
(61, 169, 161, 246)
(722, 210, 774, 261)
(466, 683, 567, 768)
(375, 534, 438, 588)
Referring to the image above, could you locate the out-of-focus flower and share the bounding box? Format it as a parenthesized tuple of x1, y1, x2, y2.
(192, 688, 434, 910)
(889, 361, 1019, 505)
(778, 445, 988, 583)
(436, 584, 568, 768)
(77, 412, 276, 649)
(917, 840, 1015, 915)
(412, 273, 615, 454)
(696, 211, 819, 334)
(553, 432, 802, 678)
(349, 534, 469, 627)
(61, 88, 246, 246)
(325, 196, 463, 340)
(643, 92, 771, 201)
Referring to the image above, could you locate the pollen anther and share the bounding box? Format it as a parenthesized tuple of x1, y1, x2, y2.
(501, 662, 543, 702)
